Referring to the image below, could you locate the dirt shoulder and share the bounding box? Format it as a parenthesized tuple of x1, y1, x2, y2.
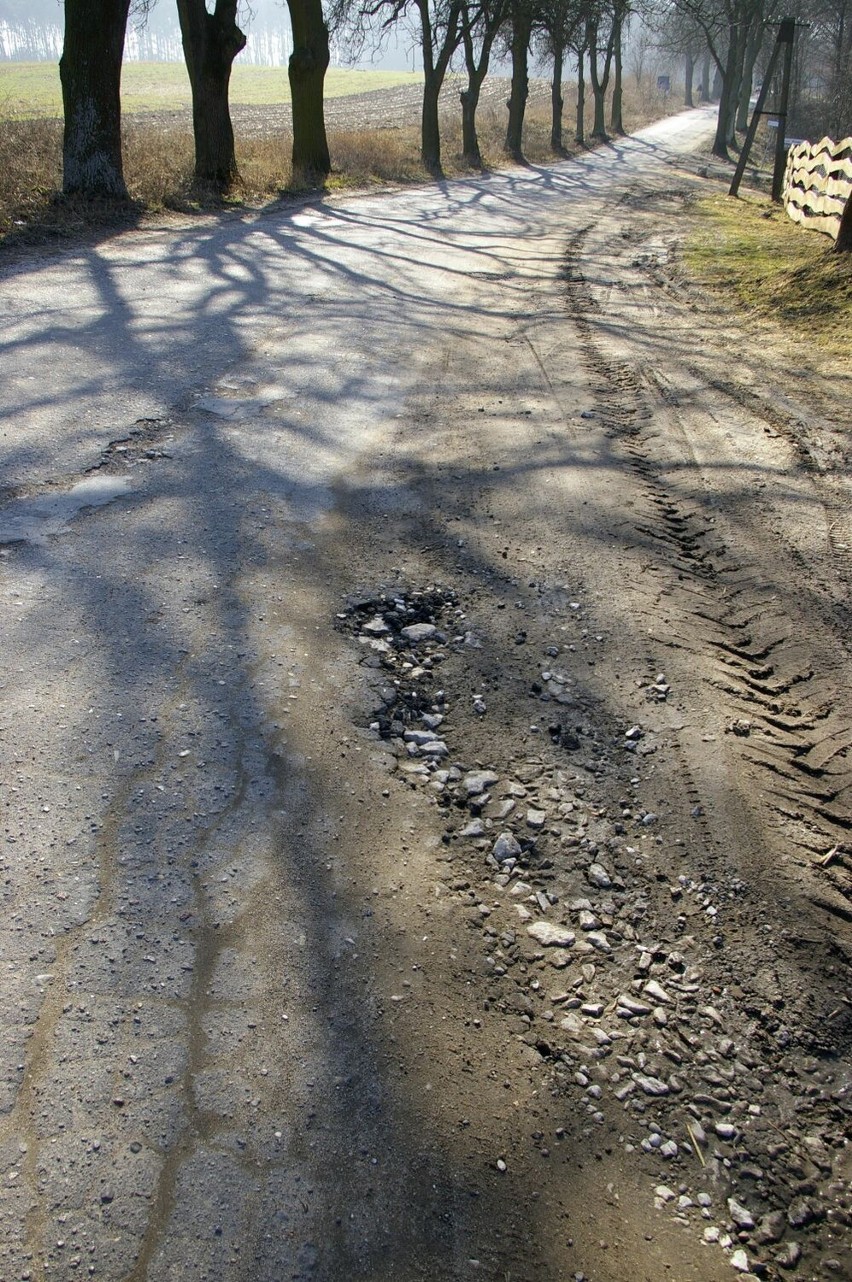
(308, 159, 851, 1281)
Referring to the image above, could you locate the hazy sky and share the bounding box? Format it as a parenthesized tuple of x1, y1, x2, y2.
(0, 0, 419, 71)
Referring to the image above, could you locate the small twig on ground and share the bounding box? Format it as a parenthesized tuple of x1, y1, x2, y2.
(686, 1123, 706, 1167)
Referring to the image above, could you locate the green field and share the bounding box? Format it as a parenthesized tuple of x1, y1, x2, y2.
(0, 61, 423, 118)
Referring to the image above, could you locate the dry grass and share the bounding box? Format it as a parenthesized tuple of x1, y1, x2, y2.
(0, 116, 63, 230)
(0, 77, 682, 243)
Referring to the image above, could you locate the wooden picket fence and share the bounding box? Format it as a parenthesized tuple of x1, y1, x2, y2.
(782, 135, 852, 242)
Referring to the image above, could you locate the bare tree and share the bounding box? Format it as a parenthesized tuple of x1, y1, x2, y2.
(536, 0, 585, 152)
(415, 0, 465, 173)
(334, 0, 463, 176)
(176, 0, 247, 191)
(610, 0, 630, 133)
(573, 26, 589, 142)
(60, 0, 133, 198)
(460, 0, 510, 166)
(669, 0, 776, 158)
(587, 2, 616, 140)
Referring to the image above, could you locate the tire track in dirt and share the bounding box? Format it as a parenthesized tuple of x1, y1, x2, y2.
(561, 211, 852, 966)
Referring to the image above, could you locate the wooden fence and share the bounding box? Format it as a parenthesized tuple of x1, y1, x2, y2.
(782, 136, 852, 242)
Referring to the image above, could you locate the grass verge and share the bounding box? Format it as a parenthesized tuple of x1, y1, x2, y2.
(684, 193, 851, 359)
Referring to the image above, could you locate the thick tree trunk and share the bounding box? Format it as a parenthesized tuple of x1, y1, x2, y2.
(60, 0, 131, 197)
(505, 3, 532, 158)
(461, 14, 482, 167)
(177, 0, 246, 190)
(685, 52, 694, 107)
(417, 0, 462, 176)
(421, 67, 443, 174)
(460, 86, 482, 165)
(609, 11, 624, 135)
(575, 44, 586, 146)
(551, 43, 564, 152)
(836, 190, 852, 252)
(287, 0, 331, 180)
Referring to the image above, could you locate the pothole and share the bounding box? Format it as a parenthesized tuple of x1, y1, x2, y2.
(0, 473, 134, 546)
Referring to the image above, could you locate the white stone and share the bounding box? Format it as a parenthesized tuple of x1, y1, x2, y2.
(362, 616, 389, 635)
(587, 863, 612, 888)
(464, 770, 498, 796)
(633, 1073, 670, 1096)
(527, 922, 576, 948)
(644, 979, 672, 1004)
(401, 622, 437, 642)
(727, 1199, 754, 1230)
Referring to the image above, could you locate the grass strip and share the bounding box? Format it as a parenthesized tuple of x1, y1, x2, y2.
(684, 193, 851, 358)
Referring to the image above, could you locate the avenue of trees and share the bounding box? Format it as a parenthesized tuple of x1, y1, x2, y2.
(39, 0, 852, 226)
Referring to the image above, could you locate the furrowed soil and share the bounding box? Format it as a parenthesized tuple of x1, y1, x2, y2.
(126, 77, 553, 141)
(0, 110, 849, 1282)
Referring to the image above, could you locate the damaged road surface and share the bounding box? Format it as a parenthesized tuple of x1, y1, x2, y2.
(1, 108, 850, 1282)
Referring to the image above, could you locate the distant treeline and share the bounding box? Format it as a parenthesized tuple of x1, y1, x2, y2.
(0, 15, 293, 66)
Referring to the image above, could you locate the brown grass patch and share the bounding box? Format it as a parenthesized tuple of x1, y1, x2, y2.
(0, 77, 682, 243)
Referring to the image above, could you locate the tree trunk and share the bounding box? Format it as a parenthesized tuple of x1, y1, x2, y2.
(735, 22, 762, 133)
(713, 22, 741, 159)
(700, 51, 711, 101)
(685, 51, 694, 108)
(836, 190, 852, 252)
(461, 13, 482, 167)
(575, 43, 586, 146)
(421, 66, 443, 174)
(287, 0, 330, 180)
(505, 2, 532, 158)
(724, 21, 748, 148)
(417, 0, 462, 176)
(588, 19, 614, 142)
(177, 0, 246, 190)
(460, 86, 482, 166)
(609, 10, 624, 135)
(60, 0, 131, 198)
(460, 1, 502, 168)
(551, 42, 564, 152)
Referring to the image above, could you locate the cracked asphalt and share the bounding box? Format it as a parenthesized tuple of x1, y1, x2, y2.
(2, 106, 850, 1282)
